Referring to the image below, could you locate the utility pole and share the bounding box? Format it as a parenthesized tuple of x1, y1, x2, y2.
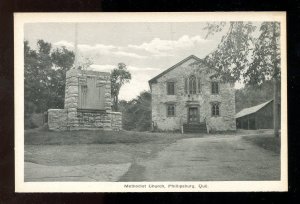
(74, 23, 78, 69)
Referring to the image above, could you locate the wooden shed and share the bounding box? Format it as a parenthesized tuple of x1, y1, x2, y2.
(235, 100, 280, 130)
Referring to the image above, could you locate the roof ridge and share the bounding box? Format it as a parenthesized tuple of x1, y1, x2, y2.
(148, 55, 202, 85)
(247, 99, 273, 109)
(235, 99, 273, 118)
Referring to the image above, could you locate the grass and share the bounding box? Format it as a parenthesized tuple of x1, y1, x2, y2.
(242, 134, 280, 154)
(25, 128, 201, 145)
(24, 128, 281, 181)
(24, 128, 201, 167)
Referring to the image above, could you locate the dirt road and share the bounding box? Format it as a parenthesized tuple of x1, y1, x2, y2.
(120, 135, 280, 181)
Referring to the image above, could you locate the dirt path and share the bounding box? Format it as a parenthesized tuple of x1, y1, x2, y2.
(24, 144, 134, 182)
(25, 162, 131, 181)
(120, 135, 280, 181)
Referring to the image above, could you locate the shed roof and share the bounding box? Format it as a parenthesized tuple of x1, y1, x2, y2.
(148, 55, 203, 85)
(235, 100, 273, 119)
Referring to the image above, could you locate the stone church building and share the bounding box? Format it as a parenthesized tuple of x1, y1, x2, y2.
(149, 55, 236, 133)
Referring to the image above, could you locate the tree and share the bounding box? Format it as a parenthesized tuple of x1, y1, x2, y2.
(235, 80, 275, 113)
(24, 41, 39, 114)
(111, 63, 131, 111)
(202, 22, 281, 136)
(246, 22, 281, 137)
(24, 40, 53, 114)
(119, 91, 152, 131)
(50, 46, 75, 108)
(77, 56, 93, 71)
(203, 22, 257, 83)
(24, 40, 75, 115)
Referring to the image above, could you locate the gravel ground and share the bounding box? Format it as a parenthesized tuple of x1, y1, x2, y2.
(120, 135, 280, 181)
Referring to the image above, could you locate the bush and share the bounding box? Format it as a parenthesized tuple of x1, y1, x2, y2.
(25, 114, 37, 129)
(24, 113, 44, 129)
(119, 91, 152, 132)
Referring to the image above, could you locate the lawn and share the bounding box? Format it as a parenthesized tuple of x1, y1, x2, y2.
(242, 134, 280, 154)
(25, 128, 201, 145)
(25, 128, 201, 167)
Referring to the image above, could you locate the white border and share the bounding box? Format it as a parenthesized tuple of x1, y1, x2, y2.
(14, 12, 287, 192)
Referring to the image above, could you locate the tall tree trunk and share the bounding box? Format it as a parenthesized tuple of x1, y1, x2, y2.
(273, 78, 279, 137)
(272, 22, 280, 137)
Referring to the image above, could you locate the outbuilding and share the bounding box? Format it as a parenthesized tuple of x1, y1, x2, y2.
(235, 100, 280, 130)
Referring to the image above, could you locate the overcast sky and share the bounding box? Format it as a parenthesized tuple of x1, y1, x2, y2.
(25, 22, 231, 101)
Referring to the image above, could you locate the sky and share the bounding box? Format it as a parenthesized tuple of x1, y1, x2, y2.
(24, 22, 236, 101)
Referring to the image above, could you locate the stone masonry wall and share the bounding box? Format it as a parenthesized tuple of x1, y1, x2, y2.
(75, 110, 111, 130)
(48, 109, 68, 131)
(111, 112, 122, 131)
(48, 109, 122, 131)
(151, 57, 236, 132)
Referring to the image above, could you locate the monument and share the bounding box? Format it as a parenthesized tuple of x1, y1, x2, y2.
(47, 24, 122, 131)
(47, 69, 122, 131)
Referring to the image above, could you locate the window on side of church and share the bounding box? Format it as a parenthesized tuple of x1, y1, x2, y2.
(167, 82, 175, 95)
(197, 77, 201, 93)
(211, 103, 220, 116)
(211, 82, 219, 94)
(189, 75, 196, 94)
(167, 104, 175, 117)
(184, 78, 188, 94)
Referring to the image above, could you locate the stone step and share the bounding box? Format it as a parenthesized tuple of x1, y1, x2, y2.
(183, 123, 207, 133)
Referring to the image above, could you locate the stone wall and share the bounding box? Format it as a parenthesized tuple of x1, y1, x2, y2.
(48, 109, 68, 131)
(75, 110, 111, 130)
(111, 112, 122, 131)
(150, 57, 236, 132)
(48, 110, 122, 131)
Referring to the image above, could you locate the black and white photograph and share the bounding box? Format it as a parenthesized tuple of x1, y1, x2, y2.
(14, 12, 287, 192)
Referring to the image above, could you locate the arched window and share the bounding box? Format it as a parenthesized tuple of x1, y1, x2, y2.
(211, 103, 220, 116)
(184, 78, 188, 94)
(197, 77, 201, 93)
(211, 81, 219, 94)
(189, 75, 196, 94)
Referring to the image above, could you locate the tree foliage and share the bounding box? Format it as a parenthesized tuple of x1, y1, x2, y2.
(204, 22, 257, 83)
(111, 63, 132, 111)
(235, 81, 275, 113)
(203, 21, 280, 86)
(119, 91, 152, 131)
(245, 22, 281, 85)
(24, 40, 75, 115)
(203, 21, 281, 136)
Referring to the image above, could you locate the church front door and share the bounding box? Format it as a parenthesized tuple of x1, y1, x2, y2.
(188, 107, 199, 124)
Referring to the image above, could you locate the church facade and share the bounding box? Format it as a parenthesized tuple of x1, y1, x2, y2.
(149, 55, 236, 132)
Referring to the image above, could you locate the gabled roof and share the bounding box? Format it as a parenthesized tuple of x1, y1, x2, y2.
(235, 100, 273, 119)
(148, 55, 203, 85)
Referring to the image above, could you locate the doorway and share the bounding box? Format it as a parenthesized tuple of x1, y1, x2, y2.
(188, 107, 199, 123)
